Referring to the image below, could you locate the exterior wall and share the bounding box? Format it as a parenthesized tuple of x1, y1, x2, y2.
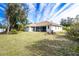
(46, 26, 49, 32)
(25, 27, 29, 31)
(29, 27, 33, 32)
(49, 25, 62, 32)
(26, 25, 62, 32)
(25, 27, 33, 32)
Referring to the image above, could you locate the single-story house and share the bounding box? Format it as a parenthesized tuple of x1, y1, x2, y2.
(25, 21, 62, 32)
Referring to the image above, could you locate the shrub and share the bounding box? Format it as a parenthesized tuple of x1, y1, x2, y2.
(66, 23, 79, 41)
(63, 26, 70, 31)
(10, 29, 18, 34)
(17, 24, 24, 31)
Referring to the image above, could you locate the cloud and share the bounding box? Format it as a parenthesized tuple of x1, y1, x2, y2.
(27, 3, 79, 24)
(0, 3, 79, 24)
(50, 4, 79, 24)
(55, 3, 74, 16)
(0, 6, 5, 11)
(36, 4, 49, 22)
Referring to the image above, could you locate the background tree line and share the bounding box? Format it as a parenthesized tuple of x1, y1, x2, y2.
(61, 15, 79, 41)
(60, 15, 79, 27)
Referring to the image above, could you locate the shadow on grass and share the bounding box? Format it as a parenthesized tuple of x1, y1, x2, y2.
(0, 32, 18, 35)
(25, 39, 79, 56)
(0, 32, 7, 35)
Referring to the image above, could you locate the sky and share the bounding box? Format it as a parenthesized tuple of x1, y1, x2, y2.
(0, 3, 79, 24)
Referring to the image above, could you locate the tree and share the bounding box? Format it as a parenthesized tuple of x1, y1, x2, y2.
(0, 23, 2, 28)
(60, 18, 67, 26)
(66, 23, 79, 41)
(74, 15, 79, 23)
(60, 17, 73, 27)
(5, 3, 28, 33)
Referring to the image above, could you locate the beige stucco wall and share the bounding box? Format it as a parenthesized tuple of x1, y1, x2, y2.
(26, 25, 62, 32)
(49, 25, 62, 32)
(28, 27, 33, 32)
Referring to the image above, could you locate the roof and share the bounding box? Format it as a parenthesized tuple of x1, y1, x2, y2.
(26, 21, 61, 27)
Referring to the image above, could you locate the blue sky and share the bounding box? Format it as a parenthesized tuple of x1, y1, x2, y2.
(0, 3, 79, 24)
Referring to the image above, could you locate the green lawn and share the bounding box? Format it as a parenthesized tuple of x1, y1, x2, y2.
(0, 32, 79, 56)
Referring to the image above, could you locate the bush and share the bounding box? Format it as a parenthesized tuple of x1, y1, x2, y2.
(17, 24, 24, 31)
(63, 26, 70, 31)
(66, 23, 79, 41)
(10, 29, 18, 34)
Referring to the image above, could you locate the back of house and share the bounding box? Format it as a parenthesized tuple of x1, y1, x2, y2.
(25, 21, 62, 33)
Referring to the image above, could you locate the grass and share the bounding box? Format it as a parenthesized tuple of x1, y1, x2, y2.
(0, 32, 79, 56)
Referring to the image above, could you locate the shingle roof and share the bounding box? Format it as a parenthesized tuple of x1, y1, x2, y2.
(26, 21, 61, 27)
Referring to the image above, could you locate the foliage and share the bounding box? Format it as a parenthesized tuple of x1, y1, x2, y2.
(10, 29, 18, 34)
(5, 3, 28, 33)
(17, 24, 24, 31)
(0, 26, 6, 29)
(66, 23, 79, 41)
(60, 17, 73, 27)
(0, 23, 6, 29)
(63, 26, 70, 31)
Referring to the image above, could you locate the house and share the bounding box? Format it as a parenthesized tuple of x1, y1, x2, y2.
(25, 21, 62, 32)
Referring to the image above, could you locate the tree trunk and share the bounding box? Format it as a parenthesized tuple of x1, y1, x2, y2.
(7, 16, 10, 34)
